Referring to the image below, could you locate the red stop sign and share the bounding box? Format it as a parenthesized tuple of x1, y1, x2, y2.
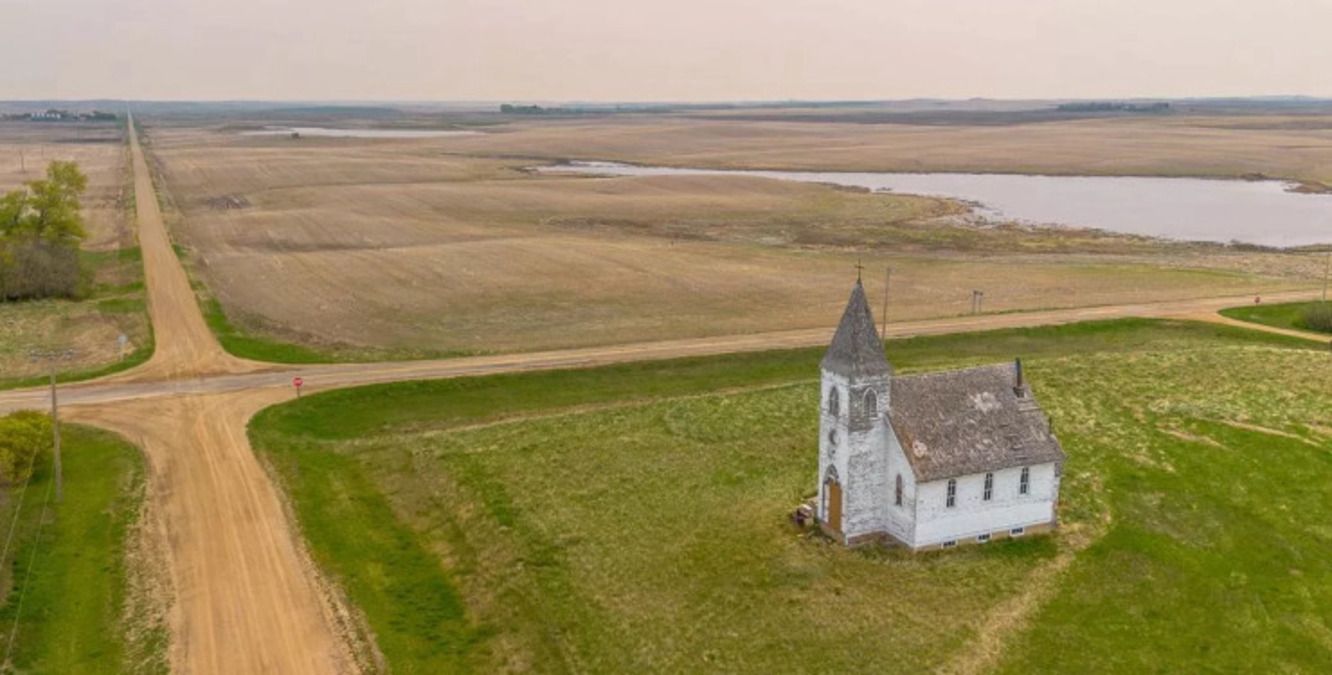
(292, 376, 304, 389)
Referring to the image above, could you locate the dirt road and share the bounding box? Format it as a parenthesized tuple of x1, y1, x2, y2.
(55, 122, 354, 675)
(117, 122, 264, 381)
(0, 119, 1324, 674)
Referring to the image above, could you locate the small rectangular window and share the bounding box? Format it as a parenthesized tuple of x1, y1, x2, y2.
(977, 533, 991, 543)
(946, 479, 957, 508)
(1010, 527, 1025, 537)
(942, 540, 957, 548)
(1019, 467, 1030, 495)
(983, 472, 993, 501)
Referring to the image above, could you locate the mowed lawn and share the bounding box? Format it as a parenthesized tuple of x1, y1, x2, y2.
(0, 424, 160, 674)
(249, 320, 1332, 673)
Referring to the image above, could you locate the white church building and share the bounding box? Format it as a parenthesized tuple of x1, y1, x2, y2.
(816, 280, 1065, 550)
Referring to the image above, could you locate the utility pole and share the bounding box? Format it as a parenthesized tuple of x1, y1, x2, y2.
(49, 370, 62, 503)
(881, 266, 892, 338)
(1323, 251, 1330, 303)
(29, 348, 74, 503)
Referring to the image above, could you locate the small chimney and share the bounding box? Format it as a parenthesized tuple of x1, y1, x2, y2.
(1014, 357, 1027, 397)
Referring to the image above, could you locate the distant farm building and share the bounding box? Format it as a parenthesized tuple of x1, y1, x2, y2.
(15, 109, 117, 122)
(816, 280, 1065, 550)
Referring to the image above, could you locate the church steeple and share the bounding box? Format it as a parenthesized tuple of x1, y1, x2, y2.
(821, 280, 892, 377)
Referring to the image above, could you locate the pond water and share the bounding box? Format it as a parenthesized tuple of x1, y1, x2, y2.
(240, 126, 482, 139)
(542, 161, 1332, 247)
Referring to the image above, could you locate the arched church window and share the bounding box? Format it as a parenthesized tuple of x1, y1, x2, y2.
(828, 387, 840, 416)
(895, 474, 903, 506)
(863, 389, 878, 416)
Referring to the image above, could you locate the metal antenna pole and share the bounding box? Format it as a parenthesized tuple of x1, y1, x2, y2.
(49, 369, 62, 503)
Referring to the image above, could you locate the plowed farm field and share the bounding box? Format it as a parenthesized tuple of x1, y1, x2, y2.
(144, 120, 1317, 359)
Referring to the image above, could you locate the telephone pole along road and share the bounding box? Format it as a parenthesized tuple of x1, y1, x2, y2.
(0, 117, 1323, 674)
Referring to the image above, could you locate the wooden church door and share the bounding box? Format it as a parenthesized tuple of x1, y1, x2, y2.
(826, 480, 843, 534)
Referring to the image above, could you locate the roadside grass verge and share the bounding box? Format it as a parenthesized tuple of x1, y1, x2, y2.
(193, 284, 473, 365)
(0, 424, 160, 674)
(1220, 300, 1332, 335)
(200, 296, 335, 363)
(250, 318, 1329, 672)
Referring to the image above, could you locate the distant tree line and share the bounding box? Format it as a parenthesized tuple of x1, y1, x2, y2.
(0, 161, 89, 300)
(1055, 102, 1171, 113)
(499, 104, 590, 115)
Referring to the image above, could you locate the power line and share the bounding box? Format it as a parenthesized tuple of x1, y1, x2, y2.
(3, 467, 56, 666)
(0, 440, 47, 576)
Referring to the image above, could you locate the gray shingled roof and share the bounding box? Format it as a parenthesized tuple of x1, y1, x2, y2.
(821, 280, 892, 377)
(889, 362, 1065, 481)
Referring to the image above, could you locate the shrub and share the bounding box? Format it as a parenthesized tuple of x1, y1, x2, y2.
(1301, 302, 1332, 333)
(0, 160, 88, 301)
(0, 411, 52, 486)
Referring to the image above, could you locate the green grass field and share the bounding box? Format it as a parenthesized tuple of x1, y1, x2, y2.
(1220, 300, 1332, 335)
(249, 319, 1332, 672)
(0, 423, 162, 674)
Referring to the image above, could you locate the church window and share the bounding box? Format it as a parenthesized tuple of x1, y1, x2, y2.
(863, 389, 878, 417)
(946, 479, 957, 508)
(827, 429, 838, 448)
(1010, 527, 1025, 537)
(977, 533, 991, 543)
(895, 474, 903, 506)
(828, 387, 840, 416)
(942, 540, 957, 548)
(983, 472, 993, 501)
(1019, 467, 1030, 495)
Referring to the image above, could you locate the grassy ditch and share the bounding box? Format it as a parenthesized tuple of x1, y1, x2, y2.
(0, 423, 161, 674)
(250, 318, 1328, 672)
(199, 295, 334, 364)
(1220, 299, 1332, 335)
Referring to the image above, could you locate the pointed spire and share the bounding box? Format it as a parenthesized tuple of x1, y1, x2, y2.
(821, 280, 892, 377)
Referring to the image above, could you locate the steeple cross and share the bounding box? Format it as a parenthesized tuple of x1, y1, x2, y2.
(855, 258, 865, 281)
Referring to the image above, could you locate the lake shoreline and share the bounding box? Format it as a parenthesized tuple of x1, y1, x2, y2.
(540, 161, 1332, 248)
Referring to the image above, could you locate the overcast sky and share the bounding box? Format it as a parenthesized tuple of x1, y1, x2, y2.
(4, 0, 1331, 101)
